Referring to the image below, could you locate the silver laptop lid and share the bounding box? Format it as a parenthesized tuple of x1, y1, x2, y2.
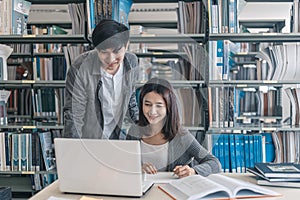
(54, 138, 144, 197)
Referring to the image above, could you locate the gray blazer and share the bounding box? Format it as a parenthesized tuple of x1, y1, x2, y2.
(127, 126, 222, 176)
(63, 49, 139, 139)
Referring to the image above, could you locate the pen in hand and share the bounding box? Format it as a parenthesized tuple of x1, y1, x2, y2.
(172, 157, 194, 176)
(184, 156, 194, 166)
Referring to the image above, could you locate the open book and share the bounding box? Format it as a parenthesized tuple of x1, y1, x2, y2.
(158, 174, 281, 200)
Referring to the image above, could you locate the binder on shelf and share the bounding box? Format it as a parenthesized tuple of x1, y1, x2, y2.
(229, 134, 236, 173)
(248, 135, 254, 168)
(218, 134, 225, 172)
(223, 134, 230, 173)
(234, 134, 242, 173)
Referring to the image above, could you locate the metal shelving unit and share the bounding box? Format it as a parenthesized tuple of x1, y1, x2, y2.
(0, 176, 34, 194)
(130, 34, 206, 43)
(209, 125, 300, 133)
(28, 0, 179, 4)
(135, 52, 186, 58)
(0, 80, 65, 89)
(209, 33, 300, 42)
(136, 80, 205, 88)
(129, 21, 177, 29)
(0, 35, 87, 44)
(209, 80, 300, 87)
(245, 0, 292, 2)
(129, 32, 300, 44)
(0, 122, 64, 130)
(28, 0, 85, 3)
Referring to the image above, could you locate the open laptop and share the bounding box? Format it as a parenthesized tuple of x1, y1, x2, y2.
(54, 138, 153, 197)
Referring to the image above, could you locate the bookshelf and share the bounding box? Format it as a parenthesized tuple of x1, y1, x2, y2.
(130, 0, 209, 139)
(2, 0, 204, 197)
(209, 33, 300, 42)
(0, 0, 90, 198)
(206, 0, 300, 173)
(2, 0, 298, 197)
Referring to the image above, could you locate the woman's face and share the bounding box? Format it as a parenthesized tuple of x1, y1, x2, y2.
(142, 91, 167, 125)
(97, 46, 126, 75)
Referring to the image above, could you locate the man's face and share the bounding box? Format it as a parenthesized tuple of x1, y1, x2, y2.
(97, 46, 126, 75)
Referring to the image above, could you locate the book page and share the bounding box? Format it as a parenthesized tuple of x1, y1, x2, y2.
(145, 172, 177, 183)
(168, 175, 231, 199)
(208, 174, 281, 197)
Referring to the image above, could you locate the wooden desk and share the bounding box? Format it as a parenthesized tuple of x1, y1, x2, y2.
(29, 173, 300, 200)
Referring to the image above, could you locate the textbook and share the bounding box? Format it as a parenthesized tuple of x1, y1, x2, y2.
(255, 162, 300, 178)
(257, 179, 300, 188)
(158, 174, 281, 200)
(247, 167, 300, 182)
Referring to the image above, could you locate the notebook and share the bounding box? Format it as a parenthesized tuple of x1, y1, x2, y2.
(54, 138, 153, 197)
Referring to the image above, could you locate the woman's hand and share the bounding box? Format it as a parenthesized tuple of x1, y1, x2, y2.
(173, 165, 196, 178)
(142, 163, 157, 174)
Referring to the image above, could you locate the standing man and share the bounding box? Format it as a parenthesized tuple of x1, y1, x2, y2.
(63, 19, 139, 139)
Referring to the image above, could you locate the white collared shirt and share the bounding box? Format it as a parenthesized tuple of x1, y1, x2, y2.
(100, 63, 124, 139)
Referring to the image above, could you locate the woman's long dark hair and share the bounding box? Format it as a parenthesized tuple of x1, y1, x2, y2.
(138, 78, 180, 140)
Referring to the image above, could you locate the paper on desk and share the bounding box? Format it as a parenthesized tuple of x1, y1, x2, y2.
(80, 196, 103, 200)
(47, 196, 73, 200)
(47, 196, 103, 200)
(146, 172, 178, 183)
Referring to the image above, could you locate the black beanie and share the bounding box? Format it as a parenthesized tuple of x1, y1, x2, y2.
(92, 19, 129, 48)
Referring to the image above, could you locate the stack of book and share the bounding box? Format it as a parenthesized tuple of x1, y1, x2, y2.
(247, 162, 300, 188)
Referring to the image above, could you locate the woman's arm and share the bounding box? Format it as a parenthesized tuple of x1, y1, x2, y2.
(169, 131, 222, 177)
(189, 137, 222, 176)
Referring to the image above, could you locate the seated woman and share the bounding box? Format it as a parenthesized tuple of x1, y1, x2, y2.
(127, 78, 222, 178)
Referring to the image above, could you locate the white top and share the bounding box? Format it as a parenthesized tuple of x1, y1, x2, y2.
(100, 63, 124, 139)
(141, 140, 169, 171)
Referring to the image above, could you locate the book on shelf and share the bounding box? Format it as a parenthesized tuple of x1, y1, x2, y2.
(178, 0, 207, 34)
(0, 90, 11, 125)
(255, 162, 300, 178)
(0, 44, 13, 81)
(68, 3, 86, 34)
(12, 0, 31, 35)
(39, 131, 56, 171)
(116, 0, 133, 28)
(0, 101, 7, 125)
(158, 173, 281, 200)
(0, 132, 6, 171)
(0, 0, 31, 35)
(86, 0, 133, 34)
